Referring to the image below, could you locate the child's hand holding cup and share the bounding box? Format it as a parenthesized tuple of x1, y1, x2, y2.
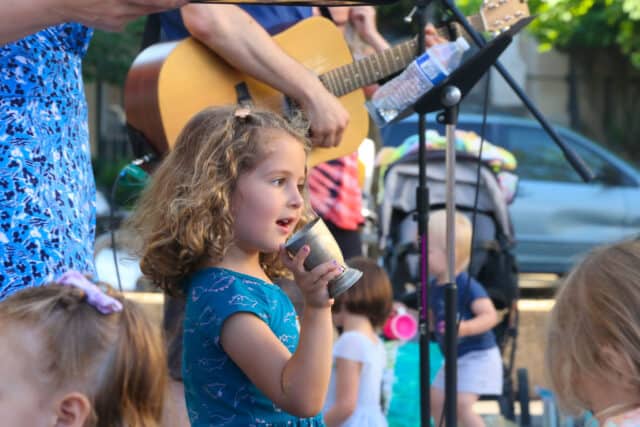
(284, 217, 362, 298)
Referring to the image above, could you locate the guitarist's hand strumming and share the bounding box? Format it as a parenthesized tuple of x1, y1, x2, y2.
(298, 76, 349, 148)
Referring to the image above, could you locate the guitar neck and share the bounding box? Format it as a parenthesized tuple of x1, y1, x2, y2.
(319, 38, 418, 98)
(319, 13, 483, 98)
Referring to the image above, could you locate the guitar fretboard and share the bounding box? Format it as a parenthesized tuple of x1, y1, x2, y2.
(318, 15, 483, 98)
(319, 38, 419, 98)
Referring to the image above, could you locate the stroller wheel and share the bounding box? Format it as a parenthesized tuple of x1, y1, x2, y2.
(517, 368, 531, 427)
(498, 394, 515, 422)
(498, 363, 515, 421)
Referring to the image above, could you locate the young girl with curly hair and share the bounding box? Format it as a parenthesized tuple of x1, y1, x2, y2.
(128, 105, 343, 426)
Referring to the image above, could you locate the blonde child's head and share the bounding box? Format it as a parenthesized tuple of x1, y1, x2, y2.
(428, 209, 472, 278)
(128, 105, 312, 295)
(545, 240, 640, 415)
(0, 276, 166, 427)
(332, 257, 393, 328)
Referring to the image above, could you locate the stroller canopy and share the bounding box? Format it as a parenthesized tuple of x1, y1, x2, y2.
(379, 149, 515, 251)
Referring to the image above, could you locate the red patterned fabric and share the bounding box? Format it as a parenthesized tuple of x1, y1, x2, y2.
(308, 152, 364, 230)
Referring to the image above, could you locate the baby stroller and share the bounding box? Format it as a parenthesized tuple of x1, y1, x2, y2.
(378, 141, 531, 425)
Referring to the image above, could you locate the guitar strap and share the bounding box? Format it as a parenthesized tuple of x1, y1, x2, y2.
(140, 13, 162, 51)
(318, 7, 335, 22)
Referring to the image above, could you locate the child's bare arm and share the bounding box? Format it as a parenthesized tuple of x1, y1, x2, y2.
(221, 311, 330, 417)
(459, 297, 498, 337)
(323, 357, 362, 426)
(221, 249, 340, 417)
(278, 246, 342, 415)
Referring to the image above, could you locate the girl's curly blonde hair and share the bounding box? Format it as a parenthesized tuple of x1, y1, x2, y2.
(126, 105, 312, 295)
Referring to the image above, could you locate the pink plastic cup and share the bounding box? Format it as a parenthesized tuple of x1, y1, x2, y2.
(383, 312, 418, 341)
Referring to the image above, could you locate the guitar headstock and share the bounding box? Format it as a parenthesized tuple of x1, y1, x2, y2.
(479, 0, 530, 33)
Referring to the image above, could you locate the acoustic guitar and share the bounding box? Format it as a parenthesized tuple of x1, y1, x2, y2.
(124, 1, 529, 167)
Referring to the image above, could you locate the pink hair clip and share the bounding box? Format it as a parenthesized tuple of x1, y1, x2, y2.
(57, 270, 123, 315)
(233, 106, 251, 119)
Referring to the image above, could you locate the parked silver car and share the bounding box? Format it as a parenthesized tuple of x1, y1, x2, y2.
(380, 113, 640, 274)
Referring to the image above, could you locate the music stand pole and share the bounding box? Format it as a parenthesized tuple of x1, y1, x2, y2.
(442, 85, 462, 427)
(386, 20, 529, 426)
(413, 1, 432, 426)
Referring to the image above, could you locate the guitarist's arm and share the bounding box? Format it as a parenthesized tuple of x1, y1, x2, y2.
(346, 6, 391, 98)
(181, 4, 349, 148)
(346, 7, 445, 96)
(348, 6, 390, 55)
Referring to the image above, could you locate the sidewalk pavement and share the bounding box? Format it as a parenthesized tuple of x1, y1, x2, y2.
(476, 400, 544, 427)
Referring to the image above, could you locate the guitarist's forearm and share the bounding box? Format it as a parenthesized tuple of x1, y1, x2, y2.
(182, 4, 327, 106)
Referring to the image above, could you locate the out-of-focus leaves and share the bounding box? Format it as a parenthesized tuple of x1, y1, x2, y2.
(83, 18, 146, 85)
(528, 0, 640, 69)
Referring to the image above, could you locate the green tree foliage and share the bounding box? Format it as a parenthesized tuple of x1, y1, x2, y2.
(527, 0, 640, 68)
(378, 0, 640, 68)
(83, 18, 146, 85)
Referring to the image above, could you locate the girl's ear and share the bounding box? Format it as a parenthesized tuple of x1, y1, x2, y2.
(55, 392, 91, 427)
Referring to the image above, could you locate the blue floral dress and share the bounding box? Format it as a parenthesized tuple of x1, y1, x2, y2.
(0, 24, 95, 299)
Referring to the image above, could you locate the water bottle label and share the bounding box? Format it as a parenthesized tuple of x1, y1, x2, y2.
(416, 52, 447, 86)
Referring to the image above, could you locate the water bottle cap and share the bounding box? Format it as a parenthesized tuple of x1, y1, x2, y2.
(455, 36, 470, 52)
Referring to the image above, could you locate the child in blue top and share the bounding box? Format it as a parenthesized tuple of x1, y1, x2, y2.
(428, 209, 501, 427)
(129, 106, 342, 426)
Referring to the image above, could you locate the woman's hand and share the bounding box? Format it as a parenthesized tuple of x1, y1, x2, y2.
(279, 245, 342, 309)
(424, 23, 448, 49)
(349, 6, 390, 53)
(349, 6, 377, 40)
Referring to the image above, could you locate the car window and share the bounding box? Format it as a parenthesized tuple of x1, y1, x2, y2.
(382, 120, 488, 147)
(498, 125, 632, 185)
(497, 125, 594, 183)
(565, 137, 633, 186)
(381, 123, 418, 147)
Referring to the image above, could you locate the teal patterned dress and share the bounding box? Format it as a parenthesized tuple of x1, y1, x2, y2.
(183, 267, 325, 426)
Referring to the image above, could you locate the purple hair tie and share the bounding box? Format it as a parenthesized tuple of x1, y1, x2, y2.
(57, 270, 123, 314)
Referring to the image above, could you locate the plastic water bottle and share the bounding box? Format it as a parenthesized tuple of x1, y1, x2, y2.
(368, 37, 470, 126)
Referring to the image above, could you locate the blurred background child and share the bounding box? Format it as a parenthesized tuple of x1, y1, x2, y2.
(128, 106, 342, 426)
(428, 209, 501, 427)
(323, 256, 393, 426)
(546, 240, 640, 426)
(0, 271, 167, 427)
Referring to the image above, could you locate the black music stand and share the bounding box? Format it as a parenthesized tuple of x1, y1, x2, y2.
(386, 16, 534, 427)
